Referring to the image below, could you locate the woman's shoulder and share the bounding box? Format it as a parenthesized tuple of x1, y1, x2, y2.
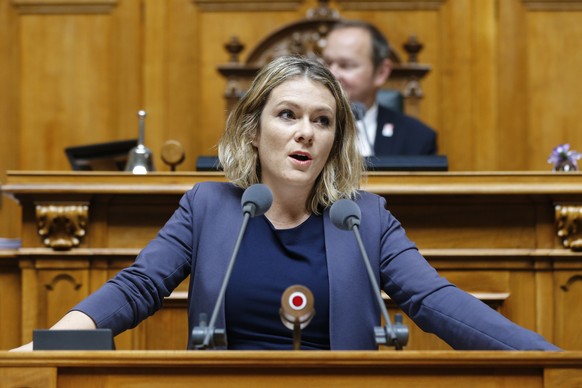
(354, 190, 385, 206)
(186, 181, 243, 203)
(353, 190, 391, 222)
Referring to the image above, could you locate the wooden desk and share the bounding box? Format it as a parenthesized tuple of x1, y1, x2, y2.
(1, 351, 582, 387)
(2, 171, 582, 351)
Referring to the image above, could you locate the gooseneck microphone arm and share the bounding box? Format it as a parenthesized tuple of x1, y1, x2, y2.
(330, 199, 408, 350)
(351, 221, 403, 350)
(200, 210, 251, 349)
(191, 184, 273, 350)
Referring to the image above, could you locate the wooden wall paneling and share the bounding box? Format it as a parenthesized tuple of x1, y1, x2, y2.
(108, 0, 143, 146)
(0, 367, 56, 388)
(439, 0, 475, 171)
(20, 13, 113, 170)
(526, 9, 582, 170)
(144, 294, 190, 350)
(535, 258, 555, 343)
(142, 0, 170, 172)
(154, 0, 200, 172)
(470, 0, 499, 171)
(0, 253, 21, 350)
(437, 0, 502, 171)
(0, 1, 22, 239)
(498, 0, 529, 171)
(39, 266, 90, 328)
(16, 0, 141, 171)
(105, 196, 178, 248)
(387, 196, 538, 249)
(554, 268, 582, 349)
(19, 257, 91, 342)
(503, 270, 539, 330)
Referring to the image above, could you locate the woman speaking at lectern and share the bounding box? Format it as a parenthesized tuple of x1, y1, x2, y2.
(13, 56, 558, 351)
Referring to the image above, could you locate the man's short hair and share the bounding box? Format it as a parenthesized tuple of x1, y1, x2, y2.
(330, 20, 391, 69)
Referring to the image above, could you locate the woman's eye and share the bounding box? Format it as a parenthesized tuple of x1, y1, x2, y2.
(279, 109, 295, 120)
(316, 116, 331, 126)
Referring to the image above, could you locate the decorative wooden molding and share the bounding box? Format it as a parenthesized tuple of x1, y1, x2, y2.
(555, 204, 582, 251)
(335, 0, 444, 11)
(44, 273, 82, 291)
(522, 0, 582, 10)
(11, 0, 118, 14)
(216, 0, 431, 117)
(192, 0, 302, 12)
(560, 275, 582, 292)
(35, 203, 89, 251)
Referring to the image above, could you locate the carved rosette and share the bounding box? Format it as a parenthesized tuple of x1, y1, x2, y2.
(555, 204, 582, 251)
(36, 203, 89, 250)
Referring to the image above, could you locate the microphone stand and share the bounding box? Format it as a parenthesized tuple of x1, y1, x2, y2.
(191, 210, 251, 350)
(279, 285, 315, 351)
(351, 222, 407, 350)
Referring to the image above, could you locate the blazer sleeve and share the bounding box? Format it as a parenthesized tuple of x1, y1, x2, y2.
(72, 185, 199, 335)
(373, 195, 559, 350)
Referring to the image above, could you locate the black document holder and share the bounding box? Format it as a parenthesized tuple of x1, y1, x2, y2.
(33, 329, 115, 350)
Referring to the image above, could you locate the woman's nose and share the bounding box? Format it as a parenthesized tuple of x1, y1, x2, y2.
(295, 119, 314, 144)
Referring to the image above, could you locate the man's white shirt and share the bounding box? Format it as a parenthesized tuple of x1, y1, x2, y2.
(355, 103, 378, 157)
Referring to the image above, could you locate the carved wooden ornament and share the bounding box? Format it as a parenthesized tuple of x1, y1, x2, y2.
(555, 204, 582, 251)
(36, 203, 89, 250)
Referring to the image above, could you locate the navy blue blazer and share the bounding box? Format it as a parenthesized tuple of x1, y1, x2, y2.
(74, 182, 558, 350)
(374, 105, 437, 155)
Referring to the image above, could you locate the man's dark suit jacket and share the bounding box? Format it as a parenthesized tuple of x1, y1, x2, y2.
(374, 105, 437, 155)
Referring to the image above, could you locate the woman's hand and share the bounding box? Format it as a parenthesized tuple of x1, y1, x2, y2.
(9, 311, 96, 352)
(9, 342, 33, 352)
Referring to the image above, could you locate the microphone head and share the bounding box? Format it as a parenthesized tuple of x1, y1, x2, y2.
(330, 199, 361, 230)
(351, 102, 367, 121)
(279, 285, 315, 330)
(241, 184, 273, 217)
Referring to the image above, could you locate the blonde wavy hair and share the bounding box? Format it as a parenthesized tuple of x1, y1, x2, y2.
(218, 55, 364, 213)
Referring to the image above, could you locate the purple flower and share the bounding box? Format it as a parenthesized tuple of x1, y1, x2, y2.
(548, 144, 582, 169)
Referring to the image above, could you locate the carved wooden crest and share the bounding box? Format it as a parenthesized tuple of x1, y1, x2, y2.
(216, 0, 431, 117)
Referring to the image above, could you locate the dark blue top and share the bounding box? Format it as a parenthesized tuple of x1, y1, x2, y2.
(225, 213, 330, 350)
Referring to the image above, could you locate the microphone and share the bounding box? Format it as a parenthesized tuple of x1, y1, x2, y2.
(351, 102, 374, 156)
(190, 183, 273, 350)
(330, 199, 408, 350)
(279, 285, 315, 350)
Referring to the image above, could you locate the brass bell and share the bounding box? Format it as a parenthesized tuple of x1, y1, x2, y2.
(125, 110, 155, 174)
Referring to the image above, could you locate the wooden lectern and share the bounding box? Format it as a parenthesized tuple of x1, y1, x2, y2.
(1, 350, 582, 387)
(2, 171, 582, 351)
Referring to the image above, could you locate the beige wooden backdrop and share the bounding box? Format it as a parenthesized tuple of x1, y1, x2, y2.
(2, 0, 582, 238)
